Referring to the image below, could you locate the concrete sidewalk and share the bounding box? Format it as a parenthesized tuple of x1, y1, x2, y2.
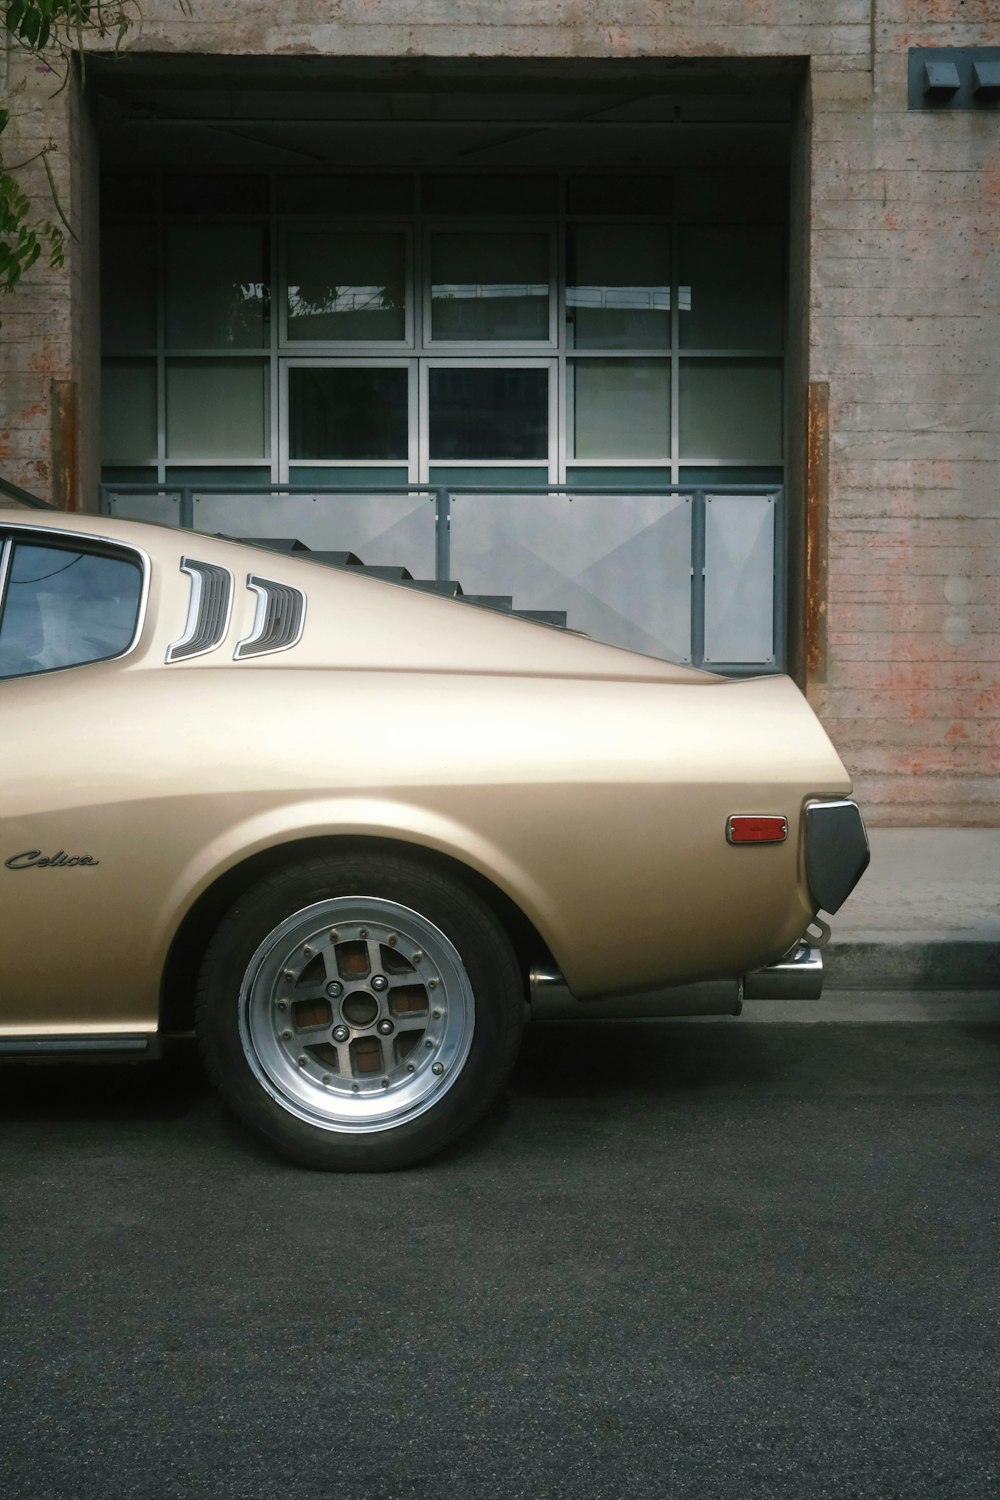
(826, 828, 1000, 990)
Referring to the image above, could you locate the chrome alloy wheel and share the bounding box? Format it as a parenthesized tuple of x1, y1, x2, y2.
(239, 896, 475, 1134)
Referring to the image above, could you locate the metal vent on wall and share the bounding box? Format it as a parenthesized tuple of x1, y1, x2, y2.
(234, 574, 307, 660)
(165, 558, 234, 662)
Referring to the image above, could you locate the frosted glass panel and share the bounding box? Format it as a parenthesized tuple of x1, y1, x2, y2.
(106, 492, 181, 525)
(571, 359, 670, 460)
(679, 360, 781, 463)
(101, 361, 157, 464)
(165, 226, 267, 348)
(101, 227, 157, 350)
(450, 492, 691, 661)
(286, 232, 406, 341)
(166, 360, 269, 461)
(679, 227, 784, 350)
(431, 233, 549, 341)
(704, 495, 775, 664)
(567, 226, 670, 349)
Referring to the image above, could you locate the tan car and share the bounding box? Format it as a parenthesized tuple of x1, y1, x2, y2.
(0, 512, 868, 1169)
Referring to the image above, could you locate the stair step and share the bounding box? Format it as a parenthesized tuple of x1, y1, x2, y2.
(462, 595, 513, 612)
(346, 563, 414, 582)
(510, 609, 568, 628)
(400, 580, 465, 598)
(307, 550, 364, 568)
(239, 537, 311, 552)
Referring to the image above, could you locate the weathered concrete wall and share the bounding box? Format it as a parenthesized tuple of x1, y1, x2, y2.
(807, 3, 1000, 825)
(1, 0, 997, 822)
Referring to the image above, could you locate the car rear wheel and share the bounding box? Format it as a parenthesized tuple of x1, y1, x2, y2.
(196, 851, 524, 1170)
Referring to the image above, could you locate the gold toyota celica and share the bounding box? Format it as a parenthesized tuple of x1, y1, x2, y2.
(0, 513, 868, 1169)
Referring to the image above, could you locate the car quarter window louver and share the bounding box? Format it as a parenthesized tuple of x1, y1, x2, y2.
(233, 575, 307, 660)
(165, 558, 234, 663)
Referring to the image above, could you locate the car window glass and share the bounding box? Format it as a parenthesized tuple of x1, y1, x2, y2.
(0, 542, 143, 679)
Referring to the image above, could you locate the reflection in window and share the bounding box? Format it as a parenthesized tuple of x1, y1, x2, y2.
(289, 367, 409, 460)
(431, 233, 549, 341)
(287, 232, 406, 341)
(567, 226, 671, 350)
(165, 226, 268, 349)
(0, 546, 142, 678)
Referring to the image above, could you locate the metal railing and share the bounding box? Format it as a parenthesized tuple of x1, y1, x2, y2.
(0, 474, 57, 510)
(95, 480, 784, 673)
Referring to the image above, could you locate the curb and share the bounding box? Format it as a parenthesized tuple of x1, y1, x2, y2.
(826, 940, 999, 991)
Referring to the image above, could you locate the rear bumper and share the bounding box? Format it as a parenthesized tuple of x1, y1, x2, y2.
(805, 798, 870, 914)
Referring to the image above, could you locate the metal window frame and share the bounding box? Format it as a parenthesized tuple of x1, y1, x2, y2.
(422, 220, 559, 351)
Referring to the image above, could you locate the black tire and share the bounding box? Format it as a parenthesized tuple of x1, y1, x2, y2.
(195, 850, 524, 1170)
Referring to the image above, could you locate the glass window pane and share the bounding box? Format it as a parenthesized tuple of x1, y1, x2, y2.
(288, 368, 409, 461)
(101, 360, 157, 465)
(101, 227, 157, 351)
(165, 226, 268, 349)
(286, 232, 406, 342)
(680, 467, 783, 486)
(679, 227, 784, 350)
(430, 233, 549, 342)
(423, 175, 557, 215)
(674, 170, 787, 223)
(570, 359, 670, 461)
(679, 360, 782, 463)
(288, 466, 409, 487)
(567, 176, 671, 216)
(278, 175, 415, 214)
(0, 545, 143, 679)
(166, 359, 269, 462)
(567, 467, 673, 488)
(567, 226, 670, 350)
(165, 467, 272, 486)
(704, 495, 776, 665)
(429, 368, 548, 460)
(102, 174, 156, 219)
(163, 175, 268, 215)
(429, 466, 549, 487)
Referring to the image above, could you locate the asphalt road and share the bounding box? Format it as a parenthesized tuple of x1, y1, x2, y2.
(2, 1003, 999, 1500)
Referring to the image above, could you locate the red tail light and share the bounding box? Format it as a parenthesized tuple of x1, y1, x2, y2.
(727, 815, 788, 844)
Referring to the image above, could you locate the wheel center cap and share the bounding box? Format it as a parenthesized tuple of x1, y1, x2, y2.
(341, 992, 379, 1028)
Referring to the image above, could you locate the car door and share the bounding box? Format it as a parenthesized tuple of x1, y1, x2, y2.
(0, 527, 149, 1036)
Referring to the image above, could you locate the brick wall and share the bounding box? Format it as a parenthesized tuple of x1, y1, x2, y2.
(1, 0, 997, 822)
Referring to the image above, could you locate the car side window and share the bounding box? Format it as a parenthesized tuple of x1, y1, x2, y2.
(0, 540, 143, 680)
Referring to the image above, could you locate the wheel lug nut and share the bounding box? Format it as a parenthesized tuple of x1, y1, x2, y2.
(277, 1000, 288, 1011)
(303, 946, 313, 958)
(432, 1010, 441, 1020)
(377, 1019, 394, 1036)
(388, 934, 398, 946)
(406, 1063, 415, 1073)
(322, 1074, 331, 1084)
(381, 1078, 389, 1088)
(283, 969, 294, 980)
(371, 975, 388, 992)
(432, 1062, 444, 1076)
(333, 1025, 349, 1043)
(280, 1030, 292, 1041)
(326, 980, 344, 999)
(329, 930, 339, 942)
(412, 950, 424, 964)
(351, 1083, 359, 1092)
(428, 978, 439, 990)
(297, 1056, 307, 1068)
(425, 1039, 433, 1049)
(359, 927, 369, 939)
